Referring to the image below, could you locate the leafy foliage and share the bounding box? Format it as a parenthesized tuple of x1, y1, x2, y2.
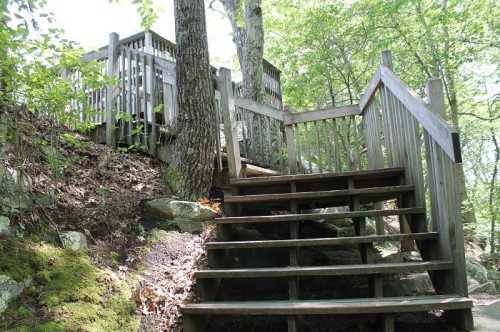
(265, 0, 499, 251)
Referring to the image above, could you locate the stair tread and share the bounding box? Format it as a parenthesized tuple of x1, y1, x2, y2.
(206, 232, 438, 250)
(181, 295, 472, 315)
(229, 167, 404, 186)
(215, 208, 425, 224)
(196, 260, 453, 278)
(224, 185, 414, 203)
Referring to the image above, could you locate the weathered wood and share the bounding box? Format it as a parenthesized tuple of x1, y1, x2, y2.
(284, 104, 361, 125)
(219, 68, 242, 179)
(146, 54, 156, 155)
(106, 32, 119, 147)
(426, 78, 468, 297)
(214, 207, 425, 224)
(285, 124, 298, 174)
(229, 167, 404, 186)
(224, 185, 414, 204)
(206, 232, 438, 250)
(359, 67, 382, 112)
(195, 261, 452, 279)
(235, 97, 284, 121)
(181, 295, 472, 316)
(380, 66, 459, 162)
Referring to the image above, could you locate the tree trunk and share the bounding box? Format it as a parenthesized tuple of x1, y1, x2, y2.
(220, 0, 265, 102)
(172, 0, 216, 200)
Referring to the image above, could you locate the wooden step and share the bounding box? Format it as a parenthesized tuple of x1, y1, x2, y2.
(195, 261, 452, 279)
(181, 295, 472, 315)
(229, 167, 404, 187)
(206, 232, 438, 250)
(224, 185, 414, 204)
(215, 207, 425, 224)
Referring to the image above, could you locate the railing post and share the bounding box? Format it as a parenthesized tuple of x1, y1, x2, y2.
(284, 113, 297, 174)
(106, 32, 119, 147)
(426, 78, 468, 297)
(381, 50, 393, 70)
(218, 68, 242, 179)
(146, 54, 156, 156)
(144, 30, 154, 55)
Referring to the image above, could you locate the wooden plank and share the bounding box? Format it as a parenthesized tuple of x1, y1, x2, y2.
(147, 55, 156, 155)
(224, 185, 414, 204)
(234, 97, 284, 121)
(215, 207, 425, 224)
(331, 118, 341, 171)
(359, 67, 382, 112)
(206, 232, 438, 250)
(284, 104, 361, 125)
(82, 49, 107, 62)
(181, 295, 472, 316)
(106, 32, 120, 147)
(195, 261, 453, 279)
(230, 167, 404, 186)
(126, 50, 133, 145)
(219, 68, 242, 179)
(285, 125, 298, 174)
(380, 66, 459, 162)
(242, 163, 280, 177)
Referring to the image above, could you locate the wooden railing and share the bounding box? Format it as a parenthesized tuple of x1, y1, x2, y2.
(222, 50, 467, 298)
(73, 31, 284, 171)
(359, 51, 466, 297)
(284, 105, 363, 174)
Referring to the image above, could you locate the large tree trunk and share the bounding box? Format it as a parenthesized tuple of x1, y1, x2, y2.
(172, 0, 216, 200)
(220, 0, 265, 102)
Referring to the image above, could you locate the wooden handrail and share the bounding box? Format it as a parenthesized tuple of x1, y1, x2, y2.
(284, 105, 360, 125)
(360, 65, 461, 163)
(234, 97, 284, 121)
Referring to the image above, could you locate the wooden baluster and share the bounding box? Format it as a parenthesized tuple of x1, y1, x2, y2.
(295, 124, 303, 173)
(314, 121, 323, 173)
(106, 32, 119, 147)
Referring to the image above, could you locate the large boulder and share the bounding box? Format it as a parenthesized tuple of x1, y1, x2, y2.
(0, 216, 12, 236)
(144, 198, 218, 233)
(0, 274, 31, 314)
(466, 256, 489, 284)
(469, 281, 498, 295)
(59, 231, 88, 251)
(384, 273, 434, 296)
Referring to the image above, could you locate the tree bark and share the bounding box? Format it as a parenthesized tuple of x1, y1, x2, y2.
(220, 0, 265, 102)
(172, 0, 216, 200)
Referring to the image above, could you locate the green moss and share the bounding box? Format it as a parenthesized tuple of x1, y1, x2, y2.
(0, 240, 140, 332)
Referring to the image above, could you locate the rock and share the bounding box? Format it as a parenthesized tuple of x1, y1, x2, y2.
(466, 256, 489, 284)
(487, 271, 500, 292)
(144, 198, 218, 234)
(59, 231, 88, 251)
(0, 274, 31, 314)
(0, 216, 12, 236)
(469, 281, 498, 295)
(384, 273, 434, 296)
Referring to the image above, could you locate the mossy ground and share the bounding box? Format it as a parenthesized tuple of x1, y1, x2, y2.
(0, 239, 140, 332)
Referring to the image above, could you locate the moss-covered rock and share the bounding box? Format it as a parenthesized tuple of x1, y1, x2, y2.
(0, 239, 140, 332)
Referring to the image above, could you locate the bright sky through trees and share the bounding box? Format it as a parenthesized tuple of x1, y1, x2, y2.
(44, 0, 237, 69)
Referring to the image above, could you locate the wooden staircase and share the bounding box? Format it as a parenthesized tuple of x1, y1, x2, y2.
(181, 167, 473, 331)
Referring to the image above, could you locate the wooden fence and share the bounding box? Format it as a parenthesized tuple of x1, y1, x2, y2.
(73, 31, 284, 171)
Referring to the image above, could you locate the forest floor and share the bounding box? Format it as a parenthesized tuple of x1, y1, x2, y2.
(0, 112, 210, 331)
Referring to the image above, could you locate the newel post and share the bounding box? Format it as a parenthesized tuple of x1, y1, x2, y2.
(426, 78, 468, 297)
(381, 50, 393, 70)
(218, 68, 242, 179)
(106, 32, 119, 147)
(144, 30, 154, 55)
